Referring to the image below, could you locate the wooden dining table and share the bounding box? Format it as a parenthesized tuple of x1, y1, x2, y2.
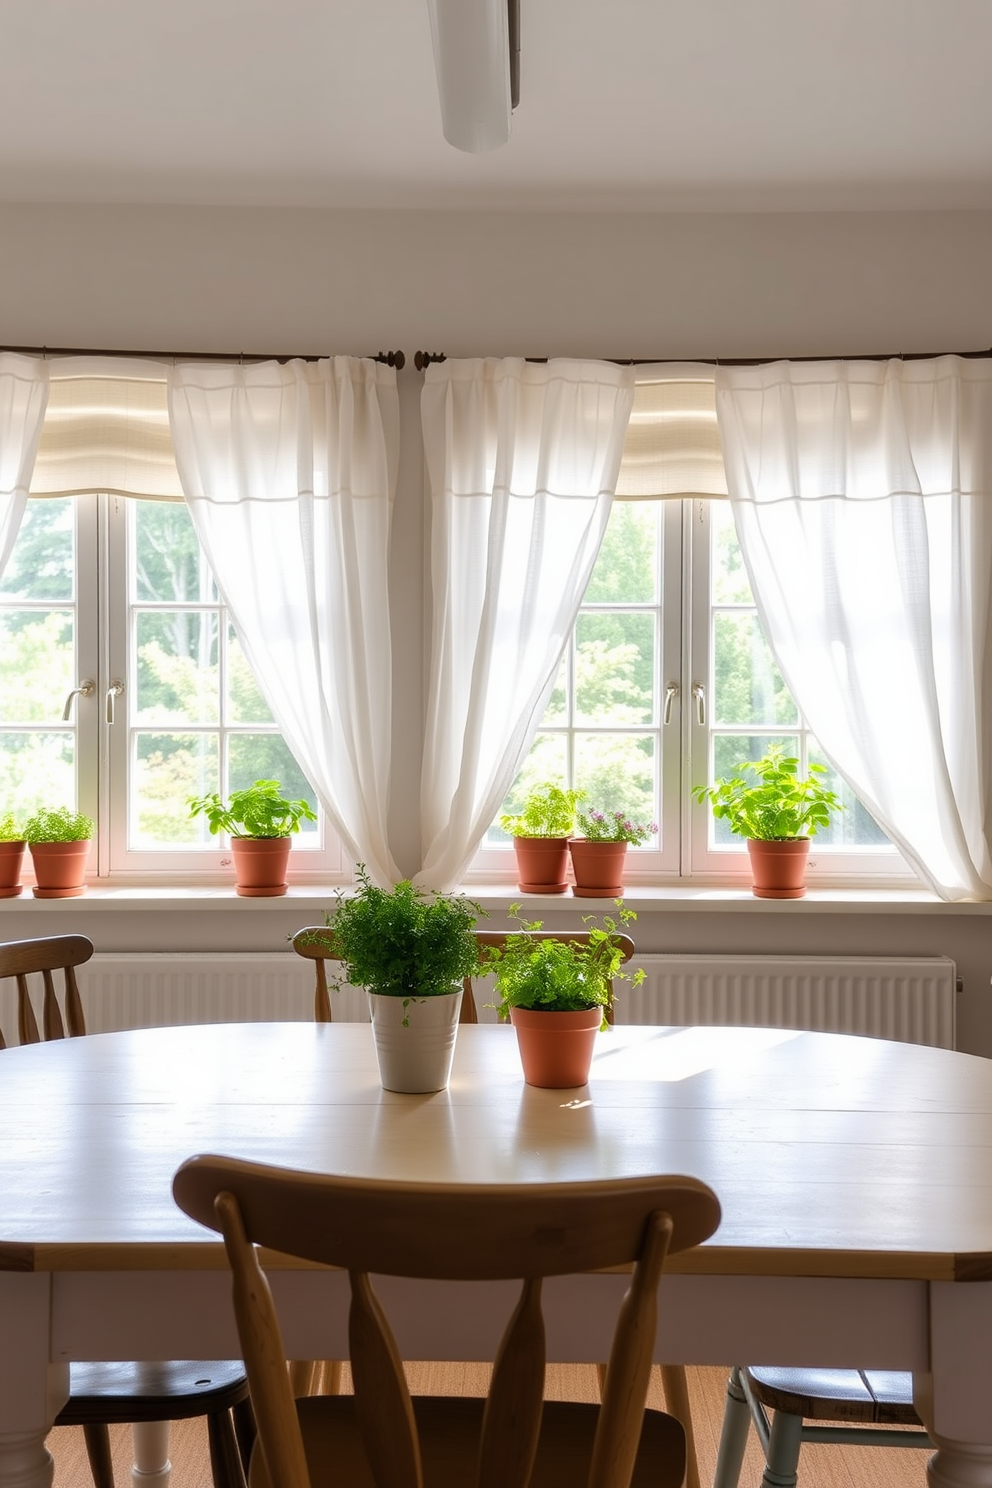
(2, 1019, 992, 1488)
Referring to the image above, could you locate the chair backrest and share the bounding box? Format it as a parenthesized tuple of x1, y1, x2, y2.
(0, 934, 93, 1048)
(174, 1155, 720, 1488)
(471, 930, 636, 1027)
(291, 927, 480, 1025)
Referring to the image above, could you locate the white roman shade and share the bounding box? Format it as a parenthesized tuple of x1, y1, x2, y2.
(617, 364, 727, 499)
(30, 356, 183, 500)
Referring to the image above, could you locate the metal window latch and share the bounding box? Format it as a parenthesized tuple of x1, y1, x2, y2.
(62, 680, 95, 720)
(663, 683, 679, 725)
(691, 682, 707, 726)
(106, 681, 125, 724)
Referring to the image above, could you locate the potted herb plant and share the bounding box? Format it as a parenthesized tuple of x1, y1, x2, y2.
(310, 865, 484, 1093)
(0, 812, 26, 899)
(568, 807, 658, 898)
(484, 902, 644, 1088)
(188, 778, 317, 897)
(24, 807, 95, 898)
(692, 745, 844, 899)
(499, 782, 586, 895)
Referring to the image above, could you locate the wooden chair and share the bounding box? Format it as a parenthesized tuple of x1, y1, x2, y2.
(173, 1155, 721, 1488)
(292, 922, 699, 1480)
(0, 935, 254, 1488)
(713, 1364, 932, 1488)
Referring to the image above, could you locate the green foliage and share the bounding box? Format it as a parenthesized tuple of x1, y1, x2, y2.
(24, 806, 94, 843)
(188, 779, 317, 838)
(576, 808, 657, 845)
(306, 865, 484, 1001)
(0, 812, 22, 842)
(485, 902, 644, 1027)
(500, 783, 585, 839)
(692, 745, 845, 840)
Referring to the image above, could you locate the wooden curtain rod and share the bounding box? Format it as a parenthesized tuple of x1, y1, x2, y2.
(0, 344, 406, 369)
(414, 348, 992, 371)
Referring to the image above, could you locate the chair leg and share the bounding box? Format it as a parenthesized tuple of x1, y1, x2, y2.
(82, 1423, 116, 1488)
(660, 1365, 700, 1488)
(596, 1361, 700, 1488)
(762, 1409, 804, 1488)
(713, 1367, 753, 1488)
(207, 1410, 248, 1488)
(130, 1421, 172, 1488)
(231, 1396, 257, 1473)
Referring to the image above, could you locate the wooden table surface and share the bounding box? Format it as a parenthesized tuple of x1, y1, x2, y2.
(3, 1020, 992, 1281)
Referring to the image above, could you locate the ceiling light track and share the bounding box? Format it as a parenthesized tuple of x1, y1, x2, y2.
(427, 0, 518, 153)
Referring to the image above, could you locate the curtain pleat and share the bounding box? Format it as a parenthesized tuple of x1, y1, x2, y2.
(716, 355, 992, 901)
(417, 357, 635, 890)
(168, 357, 400, 887)
(0, 354, 50, 578)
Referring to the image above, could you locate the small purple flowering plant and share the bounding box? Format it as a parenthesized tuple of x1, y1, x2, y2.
(575, 808, 658, 846)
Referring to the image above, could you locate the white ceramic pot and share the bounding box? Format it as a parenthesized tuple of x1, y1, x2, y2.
(367, 987, 463, 1093)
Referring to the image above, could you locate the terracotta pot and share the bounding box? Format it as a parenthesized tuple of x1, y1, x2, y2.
(368, 988, 463, 1093)
(746, 837, 811, 899)
(28, 839, 91, 898)
(0, 839, 26, 898)
(230, 836, 292, 897)
(509, 1005, 602, 1088)
(511, 837, 570, 895)
(568, 838, 628, 898)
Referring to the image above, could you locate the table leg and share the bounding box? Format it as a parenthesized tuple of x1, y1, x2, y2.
(918, 1282, 992, 1488)
(0, 1278, 68, 1488)
(130, 1423, 172, 1488)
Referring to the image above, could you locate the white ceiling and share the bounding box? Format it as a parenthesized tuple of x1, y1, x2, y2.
(2, 0, 991, 213)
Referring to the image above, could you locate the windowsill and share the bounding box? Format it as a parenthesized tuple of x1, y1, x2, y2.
(3, 882, 989, 916)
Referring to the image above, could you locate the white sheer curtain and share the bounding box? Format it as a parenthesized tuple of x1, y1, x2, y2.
(417, 357, 635, 890)
(0, 354, 50, 578)
(168, 357, 400, 886)
(715, 355, 992, 901)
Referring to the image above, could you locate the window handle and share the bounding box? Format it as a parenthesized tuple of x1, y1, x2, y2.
(663, 683, 679, 725)
(106, 681, 125, 725)
(62, 680, 95, 721)
(691, 682, 707, 726)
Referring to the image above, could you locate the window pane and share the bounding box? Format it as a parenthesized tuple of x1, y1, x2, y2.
(0, 612, 73, 723)
(0, 733, 75, 817)
(711, 503, 752, 605)
(575, 612, 654, 725)
(807, 746, 891, 848)
(708, 733, 798, 847)
(713, 612, 797, 726)
(227, 625, 274, 725)
(228, 736, 318, 839)
(584, 503, 657, 604)
(574, 733, 657, 844)
(135, 612, 220, 724)
(133, 733, 219, 847)
(488, 733, 568, 844)
(0, 498, 74, 601)
(134, 501, 214, 602)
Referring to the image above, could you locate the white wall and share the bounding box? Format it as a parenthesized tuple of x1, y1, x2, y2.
(2, 202, 991, 1054)
(3, 203, 991, 358)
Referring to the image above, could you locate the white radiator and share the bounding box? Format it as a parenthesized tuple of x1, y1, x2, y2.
(619, 954, 957, 1049)
(1, 951, 956, 1049)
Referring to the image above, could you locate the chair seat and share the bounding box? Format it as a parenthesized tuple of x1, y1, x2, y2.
(57, 1361, 250, 1425)
(247, 1395, 686, 1488)
(746, 1367, 921, 1427)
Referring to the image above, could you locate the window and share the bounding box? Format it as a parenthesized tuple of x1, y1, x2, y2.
(473, 372, 913, 887)
(0, 492, 340, 881)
